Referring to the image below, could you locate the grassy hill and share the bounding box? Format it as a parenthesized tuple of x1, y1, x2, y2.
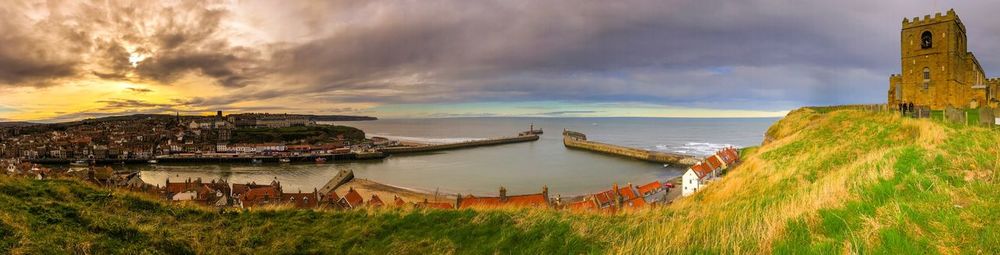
(229, 125, 366, 144)
(1, 108, 998, 254)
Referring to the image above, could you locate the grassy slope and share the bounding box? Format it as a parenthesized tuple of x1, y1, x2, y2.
(612, 108, 999, 254)
(1, 108, 998, 254)
(0, 177, 622, 254)
(229, 125, 366, 144)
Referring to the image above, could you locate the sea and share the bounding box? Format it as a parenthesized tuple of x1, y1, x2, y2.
(133, 117, 777, 196)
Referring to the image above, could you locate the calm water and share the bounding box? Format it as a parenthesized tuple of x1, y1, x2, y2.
(134, 117, 777, 196)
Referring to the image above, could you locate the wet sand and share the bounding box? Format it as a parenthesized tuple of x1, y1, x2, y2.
(334, 178, 455, 205)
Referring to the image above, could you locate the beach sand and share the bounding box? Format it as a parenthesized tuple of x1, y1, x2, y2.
(334, 178, 455, 205)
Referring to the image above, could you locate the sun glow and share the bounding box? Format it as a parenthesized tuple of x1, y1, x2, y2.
(128, 52, 147, 68)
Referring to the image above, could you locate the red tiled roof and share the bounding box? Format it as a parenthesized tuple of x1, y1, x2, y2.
(459, 195, 502, 208)
(505, 194, 548, 207)
(725, 148, 739, 163)
(233, 183, 276, 197)
(322, 191, 340, 202)
(624, 196, 647, 208)
(165, 182, 198, 194)
(368, 194, 384, 207)
(567, 200, 597, 211)
(342, 188, 364, 208)
(618, 186, 640, 201)
(458, 192, 548, 208)
(690, 163, 712, 179)
(424, 202, 453, 209)
(281, 192, 318, 208)
(706, 155, 723, 170)
(241, 186, 279, 207)
(636, 181, 663, 195)
(394, 196, 407, 207)
(591, 189, 617, 207)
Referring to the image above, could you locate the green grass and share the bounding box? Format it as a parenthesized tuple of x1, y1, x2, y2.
(230, 125, 365, 144)
(0, 176, 615, 254)
(3, 107, 999, 254)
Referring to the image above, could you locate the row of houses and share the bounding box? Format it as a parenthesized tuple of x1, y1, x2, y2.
(213, 142, 348, 154)
(682, 147, 740, 197)
(564, 180, 671, 211)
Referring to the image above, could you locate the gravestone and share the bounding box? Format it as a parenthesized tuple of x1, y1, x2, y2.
(979, 107, 996, 126)
(944, 107, 965, 123)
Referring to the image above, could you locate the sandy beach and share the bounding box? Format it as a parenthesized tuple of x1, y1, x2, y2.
(334, 178, 455, 205)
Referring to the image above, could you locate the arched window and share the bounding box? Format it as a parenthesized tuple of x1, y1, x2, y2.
(922, 67, 931, 89)
(921, 31, 933, 49)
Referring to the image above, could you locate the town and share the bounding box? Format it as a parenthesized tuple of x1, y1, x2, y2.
(0, 111, 380, 164)
(0, 144, 740, 212)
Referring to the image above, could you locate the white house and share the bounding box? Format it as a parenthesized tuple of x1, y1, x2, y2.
(172, 190, 198, 201)
(682, 147, 741, 197)
(682, 162, 715, 197)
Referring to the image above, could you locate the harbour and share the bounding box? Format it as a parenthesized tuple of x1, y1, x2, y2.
(121, 117, 775, 195)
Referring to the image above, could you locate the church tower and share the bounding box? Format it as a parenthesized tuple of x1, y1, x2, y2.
(889, 9, 992, 109)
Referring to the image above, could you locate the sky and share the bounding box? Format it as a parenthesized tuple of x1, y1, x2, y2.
(2, 0, 1000, 122)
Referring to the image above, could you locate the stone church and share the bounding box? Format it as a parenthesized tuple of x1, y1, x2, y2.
(887, 9, 999, 109)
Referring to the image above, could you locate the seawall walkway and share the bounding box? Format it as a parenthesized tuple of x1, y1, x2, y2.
(562, 130, 700, 166)
(381, 134, 540, 154)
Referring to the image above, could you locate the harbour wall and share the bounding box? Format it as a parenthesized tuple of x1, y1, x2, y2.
(562, 130, 700, 166)
(381, 135, 539, 154)
(319, 169, 355, 194)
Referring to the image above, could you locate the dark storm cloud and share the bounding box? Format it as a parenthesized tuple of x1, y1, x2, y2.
(271, 0, 1000, 110)
(6, 0, 1000, 112)
(95, 99, 174, 111)
(0, 3, 80, 86)
(0, 0, 268, 88)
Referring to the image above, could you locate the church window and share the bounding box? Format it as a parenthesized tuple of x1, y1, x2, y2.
(921, 31, 932, 49)
(922, 68, 931, 89)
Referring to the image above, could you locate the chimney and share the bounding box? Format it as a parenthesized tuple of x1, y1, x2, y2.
(542, 185, 549, 199)
(613, 183, 622, 208)
(499, 186, 508, 202)
(456, 193, 463, 207)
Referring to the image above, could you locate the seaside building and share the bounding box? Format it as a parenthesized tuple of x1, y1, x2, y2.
(339, 188, 365, 209)
(368, 194, 385, 207)
(456, 186, 551, 208)
(569, 182, 659, 211)
(887, 9, 1000, 109)
(682, 147, 740, 197)
(417, 199, 454, 209)
(281, 189, 320, 208)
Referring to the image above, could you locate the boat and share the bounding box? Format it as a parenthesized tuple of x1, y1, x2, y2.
(279, 158, 291, 163)
(251, 159, 263, 164)
(70, 160, 88, 166)
(315, 157, 327, 163)
(148, 159, 158, 164)
(662, 164, 670, 168)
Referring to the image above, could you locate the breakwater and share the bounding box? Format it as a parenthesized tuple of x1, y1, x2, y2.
(319, 169, 355, 194)
(562, 130, 700, 166)
(381, 135, 539, 154)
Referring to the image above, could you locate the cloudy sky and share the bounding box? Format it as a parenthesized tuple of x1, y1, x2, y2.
(1, 0, 999, 121)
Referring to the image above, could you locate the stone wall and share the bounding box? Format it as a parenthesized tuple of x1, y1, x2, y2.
(381, 135, 539, 154)
(562, 131, 699, 166)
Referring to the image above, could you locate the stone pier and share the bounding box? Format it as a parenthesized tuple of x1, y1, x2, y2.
(562, 130, 699, 166)
(380, 134, 539, 154)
